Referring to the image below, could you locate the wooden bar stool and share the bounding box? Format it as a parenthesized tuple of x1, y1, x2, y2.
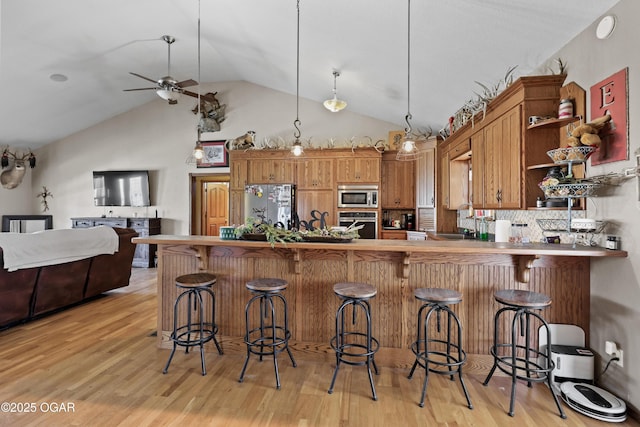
(238, 278, 296, 389)
(408, 288, 473, 409)
(483, 289, 566, 418)
(328, 282, 379, 400)
(163, 273, 223, 376)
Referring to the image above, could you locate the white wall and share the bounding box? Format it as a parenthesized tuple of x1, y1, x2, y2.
(0, 172, 32, 218)
(539, 0, 639, 410)
(27, 80, 397, 234)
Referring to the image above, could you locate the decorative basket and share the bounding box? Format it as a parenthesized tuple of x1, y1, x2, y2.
(547, 146, 596, 164)
(538, 182, 600, 198)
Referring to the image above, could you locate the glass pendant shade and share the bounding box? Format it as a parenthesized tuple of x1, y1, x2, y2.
(291, 140, 304, 156)
(396, 133, 419, 161)
(156, 88, 180, 102)
(193, 140, 204, 160)
(324, 71, 346, 112)
(324, 95, 347, 112)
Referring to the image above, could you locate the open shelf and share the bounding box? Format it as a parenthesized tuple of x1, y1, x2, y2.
(527, 116, 581, 130)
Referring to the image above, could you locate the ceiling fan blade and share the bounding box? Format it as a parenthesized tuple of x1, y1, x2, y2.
(123, 87, 157, 92)
(175, 79, 198, 88)
(129, 72, 158, 84)
(182, 89, 218, 103)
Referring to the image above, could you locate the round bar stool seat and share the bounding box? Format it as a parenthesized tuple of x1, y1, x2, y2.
(239, 278, 296, 389)
(483, 289, 566, 418)
(328, 282, 379, 400)
(408, 288, 473, 409)
(163, 273, 223, 376)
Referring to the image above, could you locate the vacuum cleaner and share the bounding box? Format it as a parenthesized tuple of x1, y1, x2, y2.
(539, 324, 628, 423)
(560, 382, 627, 423)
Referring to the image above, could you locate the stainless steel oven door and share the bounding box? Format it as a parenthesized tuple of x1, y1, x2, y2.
(338, 211, 378, 239)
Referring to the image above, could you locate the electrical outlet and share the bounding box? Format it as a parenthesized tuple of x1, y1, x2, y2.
(614, 349, 623, 367)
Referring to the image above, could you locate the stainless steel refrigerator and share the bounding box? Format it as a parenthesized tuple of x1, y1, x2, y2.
(244, 184, 296, 229)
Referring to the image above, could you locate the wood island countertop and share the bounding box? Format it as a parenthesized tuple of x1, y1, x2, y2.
(134, 235, 627, 370)
(134, 234, 627, 258)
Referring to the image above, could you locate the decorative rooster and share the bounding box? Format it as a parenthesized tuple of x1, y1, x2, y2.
(1, 148, 36, 189)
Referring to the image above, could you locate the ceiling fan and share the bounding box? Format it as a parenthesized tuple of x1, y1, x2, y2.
(124, 35, 214, 105)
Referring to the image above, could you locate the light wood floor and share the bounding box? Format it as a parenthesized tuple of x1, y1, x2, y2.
(0, 268, 637, 427)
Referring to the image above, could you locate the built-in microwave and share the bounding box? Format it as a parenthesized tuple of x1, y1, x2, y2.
(337, 185, 379, 208)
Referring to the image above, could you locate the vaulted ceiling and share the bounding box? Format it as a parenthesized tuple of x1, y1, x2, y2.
(1, 0, 620, 149)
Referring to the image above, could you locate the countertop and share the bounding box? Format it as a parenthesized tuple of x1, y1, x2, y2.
(133, 235, 627, 258)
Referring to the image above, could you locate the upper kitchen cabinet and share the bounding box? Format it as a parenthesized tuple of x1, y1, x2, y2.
(440, 138, 470, 210)
(230, 157, 248, 191)
(475, 106, 522, 209)
(230, 150, 294, 186)
(445, 75, 567, 210)
(295, 155, 335, 190)
(415, 138, 437, 208)
(381, 151, 415, 209)
(335, 149, 381, 184)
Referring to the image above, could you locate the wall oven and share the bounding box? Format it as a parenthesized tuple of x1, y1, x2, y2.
(338, 211, 378, 239)
(337, 185, 378, 209)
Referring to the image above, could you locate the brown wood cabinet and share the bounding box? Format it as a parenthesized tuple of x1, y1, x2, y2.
(440, 142, 470, 211)
(295, 157, 334, 190)
(381, 152, 415, 209)
(248, 157, 295, 183)
(436, 74, 567, 231)
(476, 106, 521, 209)
(229, 148, 381, 227)
(335, 156, 380, 183)
(380, 229, 406, 240)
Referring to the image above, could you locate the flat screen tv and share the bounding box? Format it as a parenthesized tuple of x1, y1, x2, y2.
(93, 170, 151, 207)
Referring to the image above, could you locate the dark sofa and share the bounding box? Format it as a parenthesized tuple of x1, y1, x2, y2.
(0, 227, 138, 328)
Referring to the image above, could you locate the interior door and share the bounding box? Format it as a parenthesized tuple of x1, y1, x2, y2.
(205, 183, 229, 236)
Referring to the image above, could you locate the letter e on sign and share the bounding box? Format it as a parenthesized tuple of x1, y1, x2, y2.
(590, 68, 628, 165)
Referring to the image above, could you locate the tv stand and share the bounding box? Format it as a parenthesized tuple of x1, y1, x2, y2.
(71, 217, 161, 268)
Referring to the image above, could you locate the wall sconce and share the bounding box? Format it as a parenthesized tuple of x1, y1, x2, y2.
(324, 70, 347, 112)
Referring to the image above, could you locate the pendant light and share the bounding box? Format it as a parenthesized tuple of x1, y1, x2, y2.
(291, 0, 304, 156)
(396, 0, 418, 161)
(324, 70, 347, 112)
(192, 0, 205, 160)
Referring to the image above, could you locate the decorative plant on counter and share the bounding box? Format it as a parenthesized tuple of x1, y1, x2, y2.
(234, 217, 302, 247)
(234, 217, 364, 246)
(298, 222, 364, 241)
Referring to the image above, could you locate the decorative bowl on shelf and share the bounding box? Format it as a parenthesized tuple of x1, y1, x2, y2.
(547, 146, 596, 163)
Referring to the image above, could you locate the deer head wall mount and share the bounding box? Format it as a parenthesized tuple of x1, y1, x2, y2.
(1, 147, 36, 189)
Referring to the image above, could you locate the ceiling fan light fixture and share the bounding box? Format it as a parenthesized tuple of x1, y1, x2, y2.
(156, 88, 181, 102)
(324, 71, 347, 112)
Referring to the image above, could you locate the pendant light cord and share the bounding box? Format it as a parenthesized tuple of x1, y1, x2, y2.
(293, 0, 301, 140)
(197, 0, 202, 139)
(405, 0, 412, 135)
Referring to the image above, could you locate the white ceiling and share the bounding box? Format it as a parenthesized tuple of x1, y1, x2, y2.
(1, 0, 620, 149)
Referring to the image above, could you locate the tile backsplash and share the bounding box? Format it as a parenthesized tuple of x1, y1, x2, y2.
(456, 209, 606, 246)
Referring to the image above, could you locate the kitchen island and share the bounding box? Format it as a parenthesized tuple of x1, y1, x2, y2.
(133, 235, 627, 369)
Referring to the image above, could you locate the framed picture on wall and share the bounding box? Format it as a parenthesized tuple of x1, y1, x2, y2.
(197, 140, 228, 168)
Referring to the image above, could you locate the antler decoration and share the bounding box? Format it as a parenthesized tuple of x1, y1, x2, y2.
(36, 186, 53, 212)
(1, 146, 37, 189)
